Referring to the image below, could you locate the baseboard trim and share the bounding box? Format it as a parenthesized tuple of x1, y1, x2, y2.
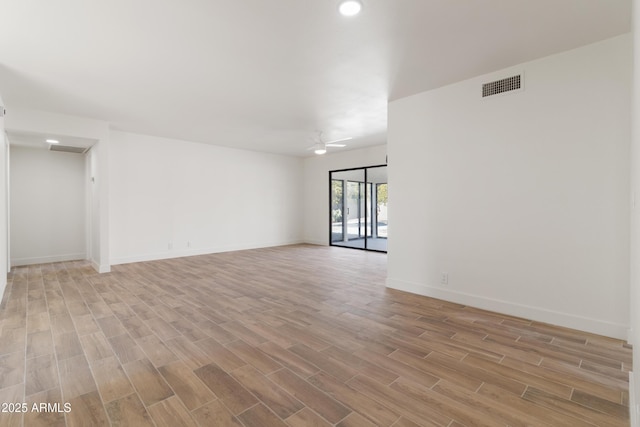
(386, 278, 628, 340)
(631, 372, 638, 427)
(90, 260, 111, 274)
(11, 253, 86, 267)
(110, 240, 305, 266)
(303, 239, 327, 246)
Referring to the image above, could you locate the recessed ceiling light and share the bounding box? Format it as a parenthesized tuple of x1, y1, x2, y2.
(339, 0, 362, 17)
(46, 139, 59, 144)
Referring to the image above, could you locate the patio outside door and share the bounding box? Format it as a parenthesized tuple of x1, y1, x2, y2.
(330, 165, 387, 253)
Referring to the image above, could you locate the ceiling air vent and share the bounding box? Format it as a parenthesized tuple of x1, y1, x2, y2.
(49, 145, 90, 154)
(482, 74, 522, 98)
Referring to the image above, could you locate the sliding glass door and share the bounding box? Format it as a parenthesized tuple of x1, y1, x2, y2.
(330, 165, 387, 252)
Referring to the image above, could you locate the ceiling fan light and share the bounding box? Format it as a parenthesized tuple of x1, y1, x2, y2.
(314, 147, 327, 155)
(339, 0, 362, 16)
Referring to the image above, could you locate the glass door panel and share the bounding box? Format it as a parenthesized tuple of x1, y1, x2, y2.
(376, 183, 388, 238)
(366, 166, 387, 252)
(330, 166, 385, 252)
(331, 180, 344, 243)
(330, 169, 365, 249)
(347, 181, 362, 240)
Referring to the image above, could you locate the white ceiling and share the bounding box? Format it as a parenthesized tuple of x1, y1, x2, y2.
(0, 0, 631, 157)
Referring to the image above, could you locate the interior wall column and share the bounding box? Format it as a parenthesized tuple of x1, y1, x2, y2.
(630, 0, 639, 424)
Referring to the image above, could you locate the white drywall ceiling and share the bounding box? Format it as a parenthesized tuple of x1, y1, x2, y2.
(0, 0, 631, 156)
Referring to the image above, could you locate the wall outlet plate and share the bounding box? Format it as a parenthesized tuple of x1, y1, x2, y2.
(441, 272, 449, 285)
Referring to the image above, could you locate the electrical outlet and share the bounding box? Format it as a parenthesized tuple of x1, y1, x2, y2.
(168, 242, 173, 250)
(187, 241, 191, 248)
(441, 272, 449, 285)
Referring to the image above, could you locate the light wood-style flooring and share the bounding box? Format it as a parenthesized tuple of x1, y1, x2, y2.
(0, 244, 632, 426)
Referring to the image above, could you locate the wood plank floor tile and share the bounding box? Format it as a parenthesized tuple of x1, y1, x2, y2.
(70, 314, 99, 336)
(65, 390, 110, 427)
(348, 374, 453, 426)
(336, 411, 377, 427)
(321, 345, 398, 386)
(195, 337, 247, 372)
(285, 407, 332, 426)
(147, 395, 198, 427)
(144, 316, 182, 341)
(190, 399, 243, 427)
(50, 313, 76, 336)
(237, 403, 288, 427)
(0, 326, 26, 356)
(123, 358, 174, 406)
(137, 334, 179, 368)
(232, 364, 304, 419)
(465, 354, 573, 399)
(91, 356, 135, 403)
(226, 339, 282, 374)
(523, 387, 625, 427)
(0, 351, 25, 389)
(158, 360, 216, 411)
(390, 349, 482, 392)
(165, 336, 212, 370)
(220, 321, 269, 347)
(170, 318, 209, 342)
(476, 382, 596, 426)
(108, 333, 146, 364)
(0, 383, 25, 427)
(288, 344, 357, 382)
(571, 389, 629, 419)
(25, 354, 59, 396)
(505, 356, 623, 403)
(0, 246, 631, 427)
(58, 354, 97, 400)
(27, 312, 50, 334)
(269, 368, 351, 424)
(258, 342, 320, 378)
(428, 350, 527, 395)
(24, 388, 66, 427)
(120, 315, 153, 339)
(433, 379, 545, 427)
(195, 319, 238, 343)
(392, 418, 424, 427)
(80, 332, 114, 363)
(26, 330, 54, 359)
(96, 315, 128, 338)
(109, 302, 137, 321)
(105, 393, 155, 427)
(194, 362, 258, 415)
(352, 348, 440, 388)
(308, 370, 400, 426)
(53, 332, 83, 361)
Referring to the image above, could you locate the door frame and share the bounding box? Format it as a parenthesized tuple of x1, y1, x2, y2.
(328, 164, 387, 253)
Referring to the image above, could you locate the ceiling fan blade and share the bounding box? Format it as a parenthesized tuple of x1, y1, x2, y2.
(326, 143, 346, 148)
(324, 136, 352, 144)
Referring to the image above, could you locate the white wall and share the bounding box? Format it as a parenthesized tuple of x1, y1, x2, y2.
(5, 108, 110, 272)
(630, 0, 640, 423)
(10, 146, 86, 265)
(109, 130, 303, 264)
(388, 34, 631, 339)
(302, 145, 387, 245)
(0, 95, 7, 302)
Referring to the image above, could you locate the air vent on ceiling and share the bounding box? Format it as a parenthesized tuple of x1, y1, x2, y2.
(482, 74, 522, 98)
(49, 145, 90, 154)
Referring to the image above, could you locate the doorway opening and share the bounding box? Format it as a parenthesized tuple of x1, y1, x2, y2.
(7, 131, 96, 267)
(330, 165, 387, 252)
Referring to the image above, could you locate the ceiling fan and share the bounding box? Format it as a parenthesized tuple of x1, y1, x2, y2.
(307, 132, 352, 155)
